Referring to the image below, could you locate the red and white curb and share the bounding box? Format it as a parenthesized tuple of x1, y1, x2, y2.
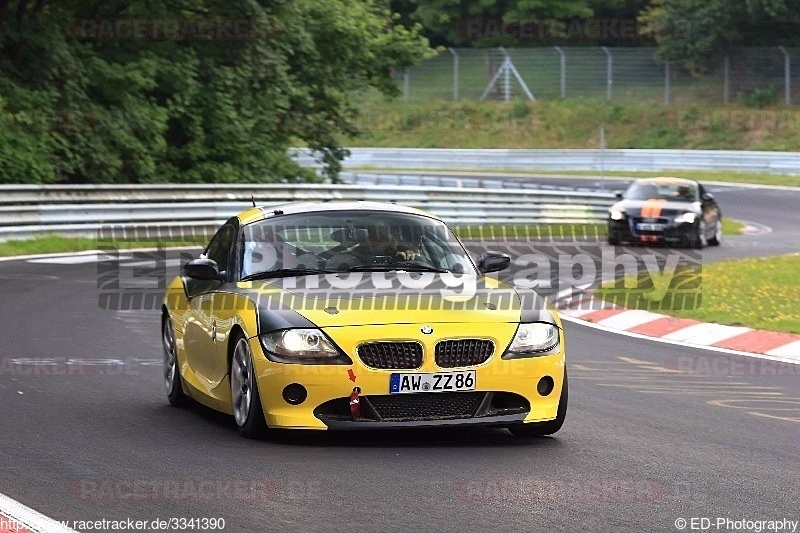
(0, 492, 76, 533)
(556, 292, 800, 364)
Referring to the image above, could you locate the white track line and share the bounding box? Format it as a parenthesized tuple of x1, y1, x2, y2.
(0, 492, 77, 533)
(27, 254, 131, 265)
(0, 246, 200, 264)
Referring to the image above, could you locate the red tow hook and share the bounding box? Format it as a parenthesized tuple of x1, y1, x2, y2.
(349, 387, 361, 420)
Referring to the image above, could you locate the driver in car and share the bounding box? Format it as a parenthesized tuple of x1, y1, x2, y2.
(356, 222, 421, 263)
(676, 185, 694, 200)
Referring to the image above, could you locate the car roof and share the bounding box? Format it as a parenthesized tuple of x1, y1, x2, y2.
(631, 177, 698, 187)
(236, 201, 440, 226)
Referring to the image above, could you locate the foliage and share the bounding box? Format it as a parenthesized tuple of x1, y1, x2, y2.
(741, 86, 779, 109)
(0, 0, 431, 184)
(639, 0, 800, 71)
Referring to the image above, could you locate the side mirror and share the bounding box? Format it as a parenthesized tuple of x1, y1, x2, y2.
(615, 192, 624, 199)
(477, 251, 510, 274)
(701, 192, 714, 202)
(184, 258, 223, 281)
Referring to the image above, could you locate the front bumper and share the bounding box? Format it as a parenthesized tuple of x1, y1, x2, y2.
(609, 218, 697, 245)
(249, 322, 566, 430)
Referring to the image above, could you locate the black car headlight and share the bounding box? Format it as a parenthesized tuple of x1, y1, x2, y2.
(260, 328, 352, 365)
(502, 323, 560, 359)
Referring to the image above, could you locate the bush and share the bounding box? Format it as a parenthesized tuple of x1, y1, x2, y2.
(741, 86, 779, 109)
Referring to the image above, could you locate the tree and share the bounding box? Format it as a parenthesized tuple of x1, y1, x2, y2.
(402, 0, 593, 47)
(640, 0, 800, 71)
(0, 0, 431, 184)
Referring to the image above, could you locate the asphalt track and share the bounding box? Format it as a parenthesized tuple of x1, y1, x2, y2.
(1, 180, 799, 533)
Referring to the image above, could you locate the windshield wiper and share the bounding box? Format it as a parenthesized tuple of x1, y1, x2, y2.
(346, 263, 450, 273)
(241, 268, 339, 281)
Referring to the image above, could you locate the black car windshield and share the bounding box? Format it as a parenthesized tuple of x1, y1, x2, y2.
(625, 181, 697, 202)
(240, 210, 476, 279)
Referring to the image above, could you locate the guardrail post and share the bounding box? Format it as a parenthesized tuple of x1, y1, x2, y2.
(448, 48, 459, 101)
(403, 69, 409, 101)
(664, 60, 671, 105)
(599, 127, 606, 189)
(554, 46, 566, 99)
(601, 46, 613, 101)
(778, 46, 791, 105)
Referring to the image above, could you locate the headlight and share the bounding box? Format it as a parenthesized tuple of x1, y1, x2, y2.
(260, 328, 351, 364)
(502, 323, 560, 359)
(675, 212, 697, 224)
(610, 209, 625, 221)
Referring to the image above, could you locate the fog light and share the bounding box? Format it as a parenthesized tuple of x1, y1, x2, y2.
(537, 376, 554, 397)
(282, 383, 307, 405)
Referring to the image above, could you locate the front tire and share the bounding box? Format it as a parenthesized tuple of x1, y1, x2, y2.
(230, 334, 268, 439)
(163, 315, 186, 407)
(509, 368, 568, 437)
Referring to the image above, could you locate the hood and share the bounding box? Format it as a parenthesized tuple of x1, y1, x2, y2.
(232, 272, 554, 330)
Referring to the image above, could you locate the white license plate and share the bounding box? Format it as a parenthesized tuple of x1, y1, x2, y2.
(389, 370, 476, 394)
(636, 223, 664, 231)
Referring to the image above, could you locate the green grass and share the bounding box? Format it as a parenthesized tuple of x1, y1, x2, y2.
(721, 218, 745, 235)
(347, 98, 800, 185)
(453, 223, 605, 240)
(596, 253, 800, 334)
(0, 235, 206, 257)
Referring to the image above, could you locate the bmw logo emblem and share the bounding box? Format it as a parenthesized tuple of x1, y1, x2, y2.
(421, 326, 433, 335)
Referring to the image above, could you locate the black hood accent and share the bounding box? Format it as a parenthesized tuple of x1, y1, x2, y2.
(515, 287, 559, 326)
(223, 286, 316, 335)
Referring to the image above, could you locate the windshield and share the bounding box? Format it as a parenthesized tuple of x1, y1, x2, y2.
(240, 210, 476, 279)
(625, 181, 697, 202)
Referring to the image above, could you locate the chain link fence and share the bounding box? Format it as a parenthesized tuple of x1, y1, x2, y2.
(397, 47, 800, 105)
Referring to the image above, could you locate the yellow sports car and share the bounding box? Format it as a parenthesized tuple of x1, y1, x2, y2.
(161, 202, 567, 438)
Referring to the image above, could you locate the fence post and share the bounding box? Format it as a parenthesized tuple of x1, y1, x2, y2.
(403, 69, 409, 101)
(723, 56, 730, 104)
(554, 46, 566, 98)
(448, 48, 459, 101)
(602, 46, 613, 101)
(778, 46, 791, 105)
(664, 60, 671, 105)
(501, 47, 511, 102)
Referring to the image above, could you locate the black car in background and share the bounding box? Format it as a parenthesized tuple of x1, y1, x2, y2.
(607, 177, 722, 248)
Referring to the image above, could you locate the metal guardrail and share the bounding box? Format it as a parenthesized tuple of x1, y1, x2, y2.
(0, 181, 616, 241)
(293, 148, 800, 174)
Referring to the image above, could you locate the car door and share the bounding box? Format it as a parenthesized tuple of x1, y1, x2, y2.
(183, 221, 237, 388)
(206, 220, 247, 389)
